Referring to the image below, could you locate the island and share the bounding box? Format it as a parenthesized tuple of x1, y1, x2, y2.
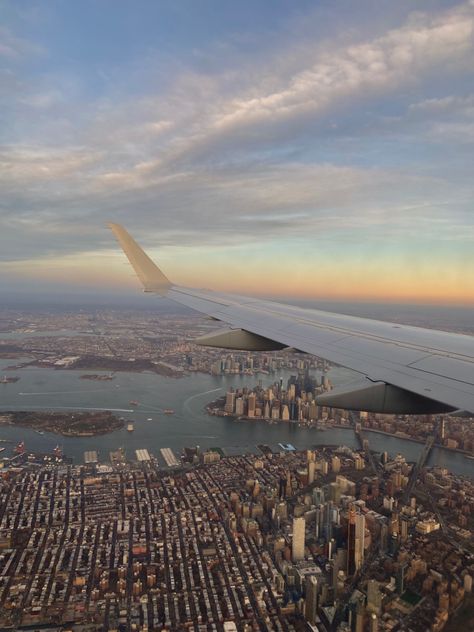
(2, 410, 124, 436)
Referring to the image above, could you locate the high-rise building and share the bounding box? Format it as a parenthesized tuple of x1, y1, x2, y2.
(279, 477, 287, 499)
(355, 597, 365, 632)
(264, 401, 270, 418)
(400, 517, 409, 542)
(367, 579, 382, 615)
(329, 482, 341, 503)
(331, 455, 341, 473)
(396, 563, 407, 595)
(389, 512, 399, 536)
(235, 397, 244, 416)
(369, 613, 379, 632)
(347, 508, 364, 575)
(379, 521, 388, 553)
(347, 508, 356, 575)
(308, 460, 316, 484)
(225, 391, 235, 414)
(247, 392, 256, 417)
(292, 516, 305, 562)
(354, 513, 365, 572)
(313, 487, 325, 505)
(304, 575, 318, 624)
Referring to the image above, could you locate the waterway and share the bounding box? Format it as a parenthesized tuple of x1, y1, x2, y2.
(0, 353, 472, 476)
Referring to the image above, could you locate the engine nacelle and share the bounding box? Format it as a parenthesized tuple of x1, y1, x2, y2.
(194, 328, 287, 351)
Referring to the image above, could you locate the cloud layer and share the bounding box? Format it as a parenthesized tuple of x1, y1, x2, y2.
(0, 1, 473, 302)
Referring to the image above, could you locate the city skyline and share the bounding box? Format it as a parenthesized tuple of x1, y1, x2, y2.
(1, 1, 473, 304)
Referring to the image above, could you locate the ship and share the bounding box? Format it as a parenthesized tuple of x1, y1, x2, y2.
(129, 400, 139, 407)
(127, 423, 134, 432)
(14, 441, 25, 455)
(0, 375, 20, 384)
(0, 447, 5, 454)
(163, 409, 175, 415)
(80, 373, 115, 381)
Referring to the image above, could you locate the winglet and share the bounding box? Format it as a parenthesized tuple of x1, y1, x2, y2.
(108, 223, 172, 295)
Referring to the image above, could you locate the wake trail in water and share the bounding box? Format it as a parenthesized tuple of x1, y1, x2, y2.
(0, 405, 134, 413)
(19, 389, 110, 396)
(183, 387, 223, 419)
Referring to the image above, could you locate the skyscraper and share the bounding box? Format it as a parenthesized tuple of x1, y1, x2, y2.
(225, 391, 235, 413)
(355, 513, 365, 572)
(304, 575, 318, 624)
(347, 508, 357, 575)
(235, 397, 244, 416)
(347, 508, 365, 575)
(292, 516, 305, 562)
(367, 579, 382, 615)
(247, 392, 256, 417)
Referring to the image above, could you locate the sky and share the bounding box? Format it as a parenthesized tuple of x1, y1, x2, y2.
(0, 0, 473, 305)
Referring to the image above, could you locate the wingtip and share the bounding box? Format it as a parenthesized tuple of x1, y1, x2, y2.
(108, 222, 172, 295)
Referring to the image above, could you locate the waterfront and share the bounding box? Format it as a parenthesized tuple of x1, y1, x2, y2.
(0, 355, 472, 476)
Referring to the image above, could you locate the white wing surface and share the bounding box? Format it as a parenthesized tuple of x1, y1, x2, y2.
(109, 224, 474, 415)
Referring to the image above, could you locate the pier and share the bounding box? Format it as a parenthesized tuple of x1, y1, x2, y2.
(135, 448, 151, 462)
(160, 447, 179, 467)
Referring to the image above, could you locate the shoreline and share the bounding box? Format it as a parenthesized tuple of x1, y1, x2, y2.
(361, 427, 474, 458)
(207, 406, 474, 461)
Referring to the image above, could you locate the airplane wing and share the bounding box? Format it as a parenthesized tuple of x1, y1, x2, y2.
(109, 223, 474, 415)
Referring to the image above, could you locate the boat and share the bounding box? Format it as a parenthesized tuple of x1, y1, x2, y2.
(0, 375, 20, 384)
(35, 430, 44, 435)
(129, 400, 139, 407)
(163, 409, 175, 415)
(127, 423, 134, 432)
(14, 441, 25, 455)
(0, 447, 5, 453)
(147, 418, 153, 421)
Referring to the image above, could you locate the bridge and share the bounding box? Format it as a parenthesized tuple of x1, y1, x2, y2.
(349, 411, 380, 474)
(402, 420, 439, 502)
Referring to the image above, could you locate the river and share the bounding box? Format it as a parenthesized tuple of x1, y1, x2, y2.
(0, 353, 472, 477)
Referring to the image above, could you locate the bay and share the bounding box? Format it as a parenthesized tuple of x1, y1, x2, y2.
(0, 356, 472, 477)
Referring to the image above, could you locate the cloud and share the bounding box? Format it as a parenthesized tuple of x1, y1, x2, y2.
(0, 0, 473, 298)
(409, 95, 474, 113)
(0, 26, 44, 59)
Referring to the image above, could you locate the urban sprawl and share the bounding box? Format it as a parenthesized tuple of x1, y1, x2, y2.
(0, 308, 473, 631)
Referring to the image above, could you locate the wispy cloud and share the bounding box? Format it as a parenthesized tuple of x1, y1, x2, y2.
(0, 1, 473, 301)
(0, 26, 44, 59)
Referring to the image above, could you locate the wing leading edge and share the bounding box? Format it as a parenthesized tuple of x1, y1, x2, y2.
(109, 224, 474, 415)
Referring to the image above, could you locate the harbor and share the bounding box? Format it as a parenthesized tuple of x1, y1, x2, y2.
(0, 361, 471, 478)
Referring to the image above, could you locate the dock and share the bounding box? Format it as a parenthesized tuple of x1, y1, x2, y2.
(160, 447, 179, 467)
(135, 449, 151, 462)
(84, 450, 98, 464)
